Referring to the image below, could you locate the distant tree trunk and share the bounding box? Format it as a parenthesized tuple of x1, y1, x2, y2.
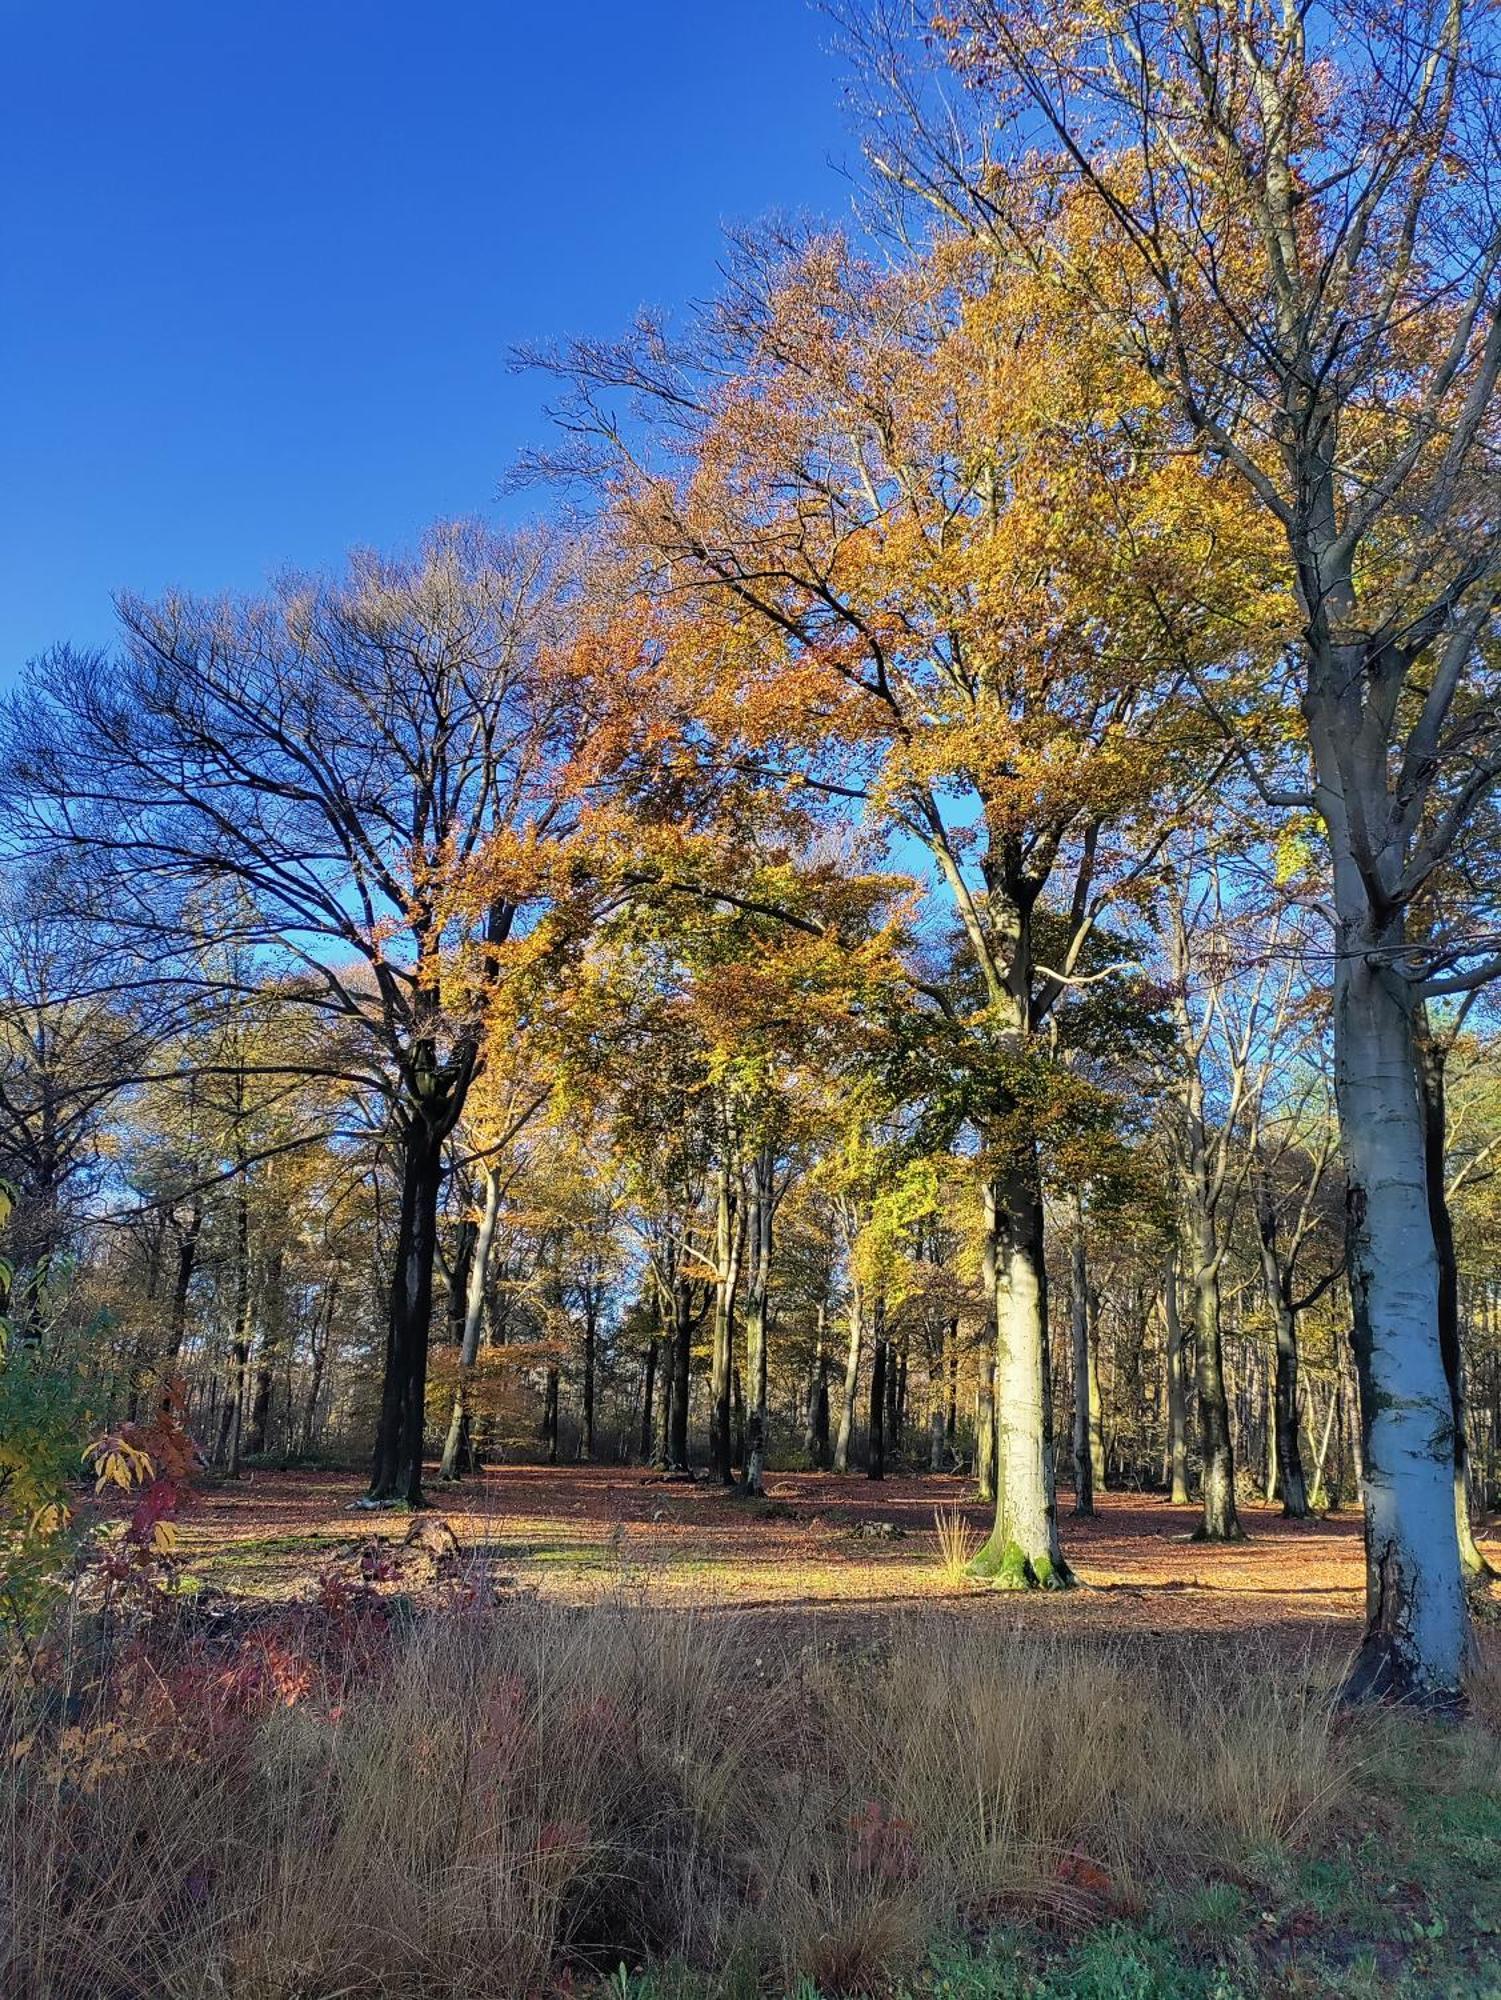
(976, 1353, 996, 1503)
(804, 1303, 830, 1468)
(833, 1286, 862, 1474)
(216, 1163, 253, 1477)
(710, 1162, 742, 1485)
(542, 1365, 560, 1462)
(946, 1320, 959, 1445)
(1255, 1172, 1309, 1518)
(1179, 1117, 1242, 1541)
(639, 1334, 658, 1463)
(884, 1328, 900, 1457)
(246, 1243, 289, 1458)
(1086, 1287, 1107, 1493)
(162, 1196, 202, 1371)
(300, 1278, 338, 1458)
(741, 1145, 775, 1494)
(669, 1276, 692, 1472)
(440, 1163, 500, 1481)
(1163, 1248, 1190, 1504)
(1070, 1192, 1095, 1518)
(867, 1304, 887, 1481)
(578, 1290, 598, 1461)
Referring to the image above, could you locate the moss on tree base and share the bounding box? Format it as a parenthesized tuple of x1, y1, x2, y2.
(967, 1535, 1073, 1590)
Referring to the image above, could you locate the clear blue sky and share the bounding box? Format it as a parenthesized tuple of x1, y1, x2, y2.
(0, 2, 854, 677)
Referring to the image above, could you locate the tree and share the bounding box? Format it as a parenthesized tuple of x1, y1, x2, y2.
(4, 525, 592, 1507)
(861, 0, 1501, 1698)
(534, 229, 1248, 1585)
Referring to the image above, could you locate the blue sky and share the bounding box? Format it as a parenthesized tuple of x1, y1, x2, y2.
(0, 2, 854, 678)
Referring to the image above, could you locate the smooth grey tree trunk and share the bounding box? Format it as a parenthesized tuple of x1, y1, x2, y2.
(972, 1169, 1069, 1587)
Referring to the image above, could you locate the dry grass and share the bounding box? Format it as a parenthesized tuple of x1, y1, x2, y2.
(932, 1504, 980, 1586)
(2, 1594, 1352, 1999)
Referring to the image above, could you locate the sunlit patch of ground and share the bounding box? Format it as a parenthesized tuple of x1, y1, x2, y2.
(169, 1463, 1499, 1647)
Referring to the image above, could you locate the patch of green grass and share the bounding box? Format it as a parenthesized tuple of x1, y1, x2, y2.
(194, 1529, 354, 1570)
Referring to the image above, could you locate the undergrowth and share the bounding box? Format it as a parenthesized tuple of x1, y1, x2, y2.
(1, 1583, 1369, 1999)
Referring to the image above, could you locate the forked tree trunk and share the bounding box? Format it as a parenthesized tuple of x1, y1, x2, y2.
(972, 1165, 1069, 1588)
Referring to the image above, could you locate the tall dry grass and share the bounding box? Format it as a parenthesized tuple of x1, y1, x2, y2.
(3, 1593, 1350, 1999)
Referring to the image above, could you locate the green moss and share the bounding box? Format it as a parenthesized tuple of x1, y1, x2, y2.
(967, 1536, 1073, 1591)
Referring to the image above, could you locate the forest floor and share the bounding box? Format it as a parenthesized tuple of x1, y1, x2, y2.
(173, 1460, 1496, 1650)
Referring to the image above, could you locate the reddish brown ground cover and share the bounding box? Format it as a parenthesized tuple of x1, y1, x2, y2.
(172, 1463, 1501, 1649)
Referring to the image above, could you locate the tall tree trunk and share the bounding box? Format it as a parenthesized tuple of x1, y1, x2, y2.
(300, 1278, 338, 1458)
(579, 1292, 597, 1461)
(867, 1304, 886, 1482)
(245, 1243, 289, 1459)
(162, 1197, 202, 1371)
(1086, 1288, 1107, 1493)
(216, 1165, 252, 1477)
(833, 1285, 862, 1474)
(1070, 1192, 1095, 1518)
(709, 1162, 742, 1485)
(542, 1365, 560, 1462)
(669, 1276, 692, 1472)
(946, 1320, 959, 1444)
(1177, 1091, 1242, 1542)
(973, 1163, 1070, 1587)
(1187, 1199, 1241, 1541)
(1163, 1248, 1190, 1504)
(639, 1335, 658, 1464)
(804, 1304, 830, 1469)
(367, 1105, 447, 1507)
(1334, 928, 1466, 1702)
(1255, 1172, 1310, 1518)
(741, 1145, 774, 1495)
(440, 1164, 500, 1481)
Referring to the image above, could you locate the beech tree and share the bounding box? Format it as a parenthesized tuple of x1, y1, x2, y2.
(856, 0, 1501, 1698)
(533, 229, 1256, 1585)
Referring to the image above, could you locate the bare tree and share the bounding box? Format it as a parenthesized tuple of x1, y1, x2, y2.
(3, 524, 584, 1505)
